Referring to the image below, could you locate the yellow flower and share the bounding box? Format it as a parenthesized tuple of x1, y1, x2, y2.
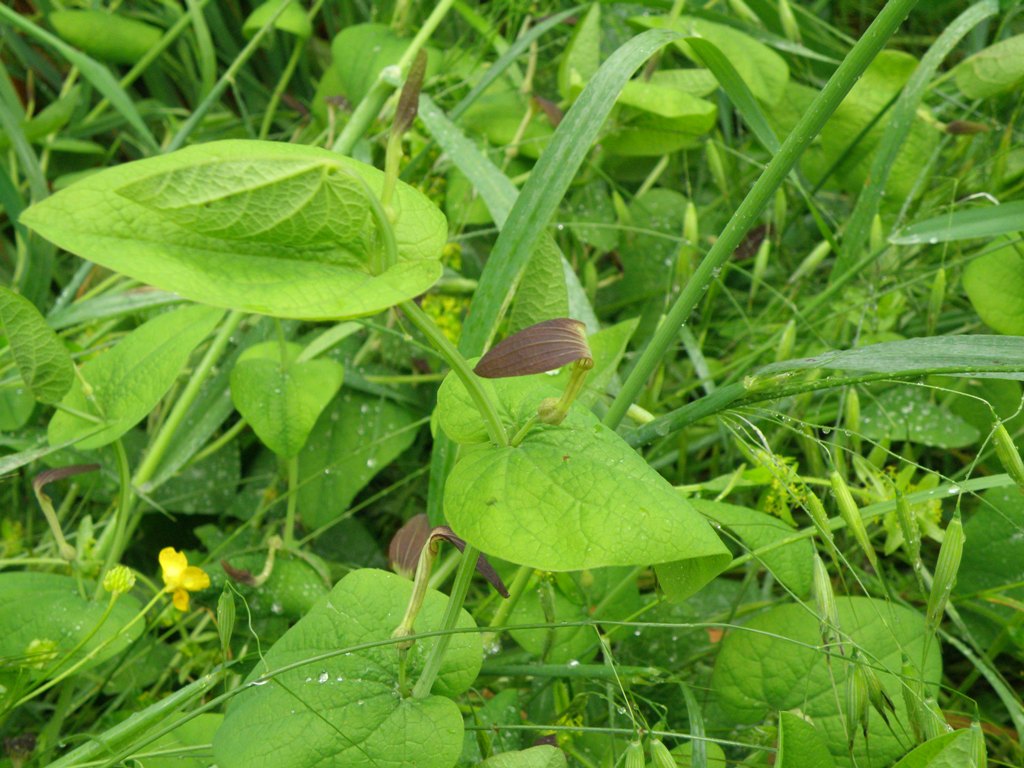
(159, 547, 210, 611)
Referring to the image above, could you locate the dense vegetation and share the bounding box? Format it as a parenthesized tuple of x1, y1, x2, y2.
(2, 1, 1023, 766)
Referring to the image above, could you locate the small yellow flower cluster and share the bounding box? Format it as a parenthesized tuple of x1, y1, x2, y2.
(421, 294, 467, 344)
(159, 547, 210, 611)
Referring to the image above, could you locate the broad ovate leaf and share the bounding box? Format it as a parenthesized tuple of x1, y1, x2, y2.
(441, 374, 729, 584)
(48, 305, 224, 450)
(963, 236, 1024, 334)
(213, 568, 481, 768)
(20, 140, 447, 320)
(0, 572, 143, 679)
(711, 597, 942, 767)
(954, 33, 1024, 99)
(229, 341, 344, 458)
(0, 284, 73, 403)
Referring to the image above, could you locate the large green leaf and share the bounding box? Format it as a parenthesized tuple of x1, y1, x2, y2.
(20, 141, 447, 320)
(441, 374, 729, 584)
(0, 284, 73, 404)
(213, 568, 481, 768)
(954, 33, 1024, 99)
(0, 573, 143, 679)
(330, 23, 439, 104)
(48, 9, 162, 64)
(634, 16, 789, 105)
(777, 711, 836, 768)
(891, 730, 976, 768)
(48, 305, 224, 450)
(230, 341, 344, 458)
(480, 746, 567, 768)
(298, 390, 420, 529)
(963, 237, 1024, 334)
(143, 714, 223, 768)
(859, 387, 980, 449)
(711, 597, 942, 767)
(693, 499, 813, 597)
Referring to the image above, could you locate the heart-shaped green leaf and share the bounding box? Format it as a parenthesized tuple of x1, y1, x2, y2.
(891, 729, 976, 768)
(777, 711, 836, 768)
(963, 236, 1024, 335)
(213, 568, 482, 768)
(711, 597, 942, 767)
(230, 341, 344, 458)
(330, 23, 440, 104)
(0, 284, 73, 404)
(0, 572, 143, 679)
(20, 141, 447, 320)
(48, 304, 224, 450)
(298, 391, 419, 528)
(480, 746, 567, 768)
(440, 374, 729, 580)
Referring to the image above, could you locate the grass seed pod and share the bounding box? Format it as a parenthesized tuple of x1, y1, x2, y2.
(895, 492, 922, 566)
(648, 739, 675, 768)
(926, 511, 965, 633)
(705, 140, 729, 201)
(805, 489, 838, 558)
(813, 554, 840, 647)
(775, 318, 796, 362)
(921, 697, 950, 740)
(789, 240, 832, 284)
(844, 388, 861, 453)
(624, 740, 646, 768)
(993, 421, 1024, 491)
(728, 0, 762, 25)
(846, 657, 870, 747)
(830, 471, 878, 569)
(971, 720, 987, 768)
(749, 237, 771, 303)
(869, 213, 885, 254)
(778, 0, 801, 42)
(901, 655, 926, 744)
(927, 267, 946, 335)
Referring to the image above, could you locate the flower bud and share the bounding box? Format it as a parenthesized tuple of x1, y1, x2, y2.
(993, 421, 1024, 491)
(102, 565, 136, 595)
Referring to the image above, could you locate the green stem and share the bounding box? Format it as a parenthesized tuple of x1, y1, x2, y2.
(411, 545, 478, 699)
(400, 301, 508, 447)
(258, 36, 306, 140)
(602, 0, 921, 430)
(95, 440, 133, 598)
(486, 564, 533, 629)
(284, 456, 299, 547)
(331, 0, 456, 155)
(135, 310, 245, 492)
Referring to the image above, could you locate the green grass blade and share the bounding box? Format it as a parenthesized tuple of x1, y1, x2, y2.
(0, 5, 159, 153)
(835, 0, 999, 272)
(890, 199, 1024, 244)
(458, 27, 680, 356)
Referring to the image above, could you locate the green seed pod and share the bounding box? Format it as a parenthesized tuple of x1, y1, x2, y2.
(901, 655, 926, 744)
(921, 697, 950, 741)
(860, 657, 895, 725)
(773, 189, 787, 238)
(805, 490, 837, 555)
(648, 739, 675, 768)
(970, 719, 987, 768)
(624, 740, 646, 768)
(927, 267, 946, 334)
(844, 388, 861, 453)
(993, 421, 1024, 491)
(869, 213, 885, 254)
(705, 140, 729, 200)
(813, 554, 840, 648)
(727, 0, 762, 25)
(683, 201, 699, 249)
(926, 511, 965, 633)
(846, 657, 870, 747)
(789, 240, 832, 283)
(895, 492, 922, 566)
(217, 588, 236, 657)
(830, 471, 878, 569)
(775, 319, 796, 362)
(778, 0, 801, 42)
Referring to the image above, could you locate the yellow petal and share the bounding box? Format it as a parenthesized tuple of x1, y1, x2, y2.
(180, 566, 210, 592)
(172, 588, 190, 612)
(159, 547, 187, 587)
